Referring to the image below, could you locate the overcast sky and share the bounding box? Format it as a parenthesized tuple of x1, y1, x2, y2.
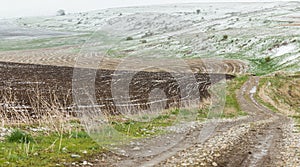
(0, 0, 290, 18)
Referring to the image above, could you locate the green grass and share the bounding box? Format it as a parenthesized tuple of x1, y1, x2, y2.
(0, 129, 102, 167)
(223, 75, 249, 118)
(0, 34, 91, 51)
(248, 57, 281, 76)
(254, 77, 279, 112)
(112, 108, 205, 138)
(0, 109, 207, 166)
(112, 115, 171, 138)
(6, 129, 34, 144)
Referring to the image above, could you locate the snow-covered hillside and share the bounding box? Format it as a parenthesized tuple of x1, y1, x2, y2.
(9, 2, 300, 74)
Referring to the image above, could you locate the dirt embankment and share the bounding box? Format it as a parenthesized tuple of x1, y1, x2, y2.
(257, 74, 300, 116)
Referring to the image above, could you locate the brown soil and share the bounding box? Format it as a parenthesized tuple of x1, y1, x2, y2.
(0, 61, 234, 119)
(280, 23, 300, 27)
(0, 46, 247, 74)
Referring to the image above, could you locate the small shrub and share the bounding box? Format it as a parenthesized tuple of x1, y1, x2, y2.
(140, 40, 147, 44)
(222, 35, 228, 41)
(6, 129, 34, 143)
(265, 56, 271, 63)
(126, 37, 133, 41)
(196, 9, 201, 14)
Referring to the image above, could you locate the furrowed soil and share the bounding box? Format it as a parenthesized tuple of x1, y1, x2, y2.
(0, 61, 233, 119)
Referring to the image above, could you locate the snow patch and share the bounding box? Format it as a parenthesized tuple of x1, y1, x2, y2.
(250, 86, 257, 94)
(272, 44, 297, 57)
(280, 53, 300, 66)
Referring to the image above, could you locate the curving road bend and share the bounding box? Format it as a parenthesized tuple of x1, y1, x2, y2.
(214, 77, 294, 167)
(95, 76, 299, 167)
(156, 76, 295, 166)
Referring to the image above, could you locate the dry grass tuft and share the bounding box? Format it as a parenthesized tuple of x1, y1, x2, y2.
(0, 87, 77, 133)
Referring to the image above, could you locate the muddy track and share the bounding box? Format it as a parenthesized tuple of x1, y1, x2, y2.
(215, 77, 291, 166)
(162, 77, 293, 167)
(94, 77, 293, 167)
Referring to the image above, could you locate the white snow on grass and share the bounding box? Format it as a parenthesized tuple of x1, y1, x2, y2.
(273, 44, 297, 57)
(280, 53, 300, 66)
(1, 1, 300, 73)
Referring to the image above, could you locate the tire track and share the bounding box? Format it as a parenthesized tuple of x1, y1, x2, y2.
(116, 77, 293, 167)
(210, 77, 292, 166)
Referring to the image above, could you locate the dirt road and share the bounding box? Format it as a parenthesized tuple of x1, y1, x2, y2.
(93, 77, 299, 167)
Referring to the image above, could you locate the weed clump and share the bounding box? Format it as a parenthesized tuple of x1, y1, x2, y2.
(222, 35, 228, 41)
(265, 56, 271, 63)
(6, 129, 34, 143)
(126, 37, 133, 41)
